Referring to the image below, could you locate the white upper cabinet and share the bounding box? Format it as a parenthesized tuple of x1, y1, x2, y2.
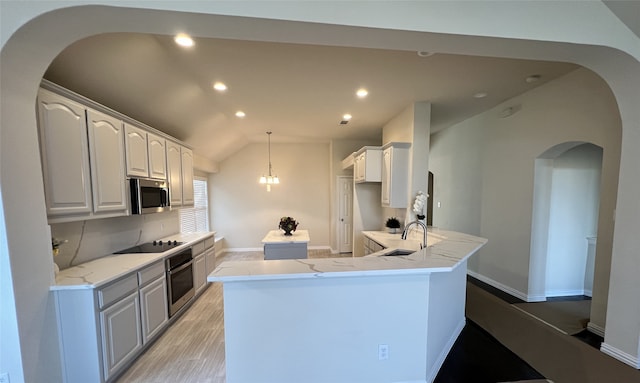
(37, 89, 93, 217)
(166, 141, 183, 207)
(181, 147, 194, 206)
(381, 142, 410, 208)
(124, 123, 149, 178)
(147, 132, 167, 180)
(167, 141, 194, 208)
(86, 109, 128, 214)
(354, 146, 382, 183)
(125, 125, 167, 180)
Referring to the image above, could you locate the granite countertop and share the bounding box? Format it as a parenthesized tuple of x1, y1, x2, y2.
(262, 229, 310, 244)
(51, 231, 215, 291)
(208, 228, 487, 283)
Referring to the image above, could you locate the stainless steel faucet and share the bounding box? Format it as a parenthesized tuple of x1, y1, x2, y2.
(401, 220, 428, 249)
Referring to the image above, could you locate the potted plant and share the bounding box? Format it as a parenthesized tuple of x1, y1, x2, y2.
(385, 217, 401, 234)
(279, 216, 299, 236)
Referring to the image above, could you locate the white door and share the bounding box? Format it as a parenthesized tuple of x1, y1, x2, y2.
(337, 177, 353, 253)
(147, 132, 167, 180)
(37, 89, 92, 217)
(100, 292, 142, 381)
(86, 109, 128, 214)
(181, 147, 195, 206)
(139, 276, 168, 344)
(124, 123, 149, 178)
(166, 141, 183, 207)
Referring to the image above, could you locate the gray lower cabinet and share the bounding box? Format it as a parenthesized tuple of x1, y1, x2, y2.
(139, 276, 168, 344)
(55, 261, 168, 383)
(194, 253, 206, 294)
(100, 292, 142, 381)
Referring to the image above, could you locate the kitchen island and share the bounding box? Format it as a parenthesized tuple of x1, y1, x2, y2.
(262, 229, 310, 260)
(208, 228, 487, 383)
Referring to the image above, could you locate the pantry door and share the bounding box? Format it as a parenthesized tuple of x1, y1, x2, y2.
(337, 177, 353, 253)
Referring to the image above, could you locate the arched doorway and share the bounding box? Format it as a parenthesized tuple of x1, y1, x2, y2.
(529, 142, 603, 301)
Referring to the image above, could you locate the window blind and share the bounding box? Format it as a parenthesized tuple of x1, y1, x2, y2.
(180, 177, 209, 233)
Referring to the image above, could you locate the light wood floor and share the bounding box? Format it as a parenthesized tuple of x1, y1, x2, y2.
(115, 249, 349, 383)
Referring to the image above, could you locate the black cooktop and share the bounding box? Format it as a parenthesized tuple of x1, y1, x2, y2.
(114, 240, 184, 254)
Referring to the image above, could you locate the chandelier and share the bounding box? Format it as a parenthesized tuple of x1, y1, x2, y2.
(259, 131, 280, 191)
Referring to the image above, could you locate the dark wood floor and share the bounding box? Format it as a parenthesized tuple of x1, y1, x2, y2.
(435, 320, 546, 383)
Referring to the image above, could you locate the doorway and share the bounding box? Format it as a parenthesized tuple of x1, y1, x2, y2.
(529, 142, 603, 301)
(337, 176, 353, 253)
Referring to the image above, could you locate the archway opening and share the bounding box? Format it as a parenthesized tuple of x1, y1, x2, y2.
(529, 142, 603, 301)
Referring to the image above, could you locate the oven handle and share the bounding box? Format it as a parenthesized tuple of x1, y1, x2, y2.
(168, 259, 193, 275)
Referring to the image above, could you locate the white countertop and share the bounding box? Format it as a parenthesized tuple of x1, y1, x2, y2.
(262, 229, 310, 244)
(51, 232, 215, 291)
(208, 228, 487, 282)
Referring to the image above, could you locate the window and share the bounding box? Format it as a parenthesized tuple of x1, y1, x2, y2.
(180, 176, 209, 233)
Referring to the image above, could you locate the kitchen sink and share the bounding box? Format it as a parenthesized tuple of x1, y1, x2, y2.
(383, 249, 415, 256)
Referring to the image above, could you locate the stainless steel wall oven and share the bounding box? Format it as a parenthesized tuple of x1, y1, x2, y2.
(166, 248, 195, 317)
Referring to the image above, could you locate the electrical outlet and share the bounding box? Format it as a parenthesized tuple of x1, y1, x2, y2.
(378, 344, 389, 360)
(0, 372, 10, 383)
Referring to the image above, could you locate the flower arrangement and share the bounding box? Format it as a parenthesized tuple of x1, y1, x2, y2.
(413, 191, 428, 220)
(279, 216, 298, 235)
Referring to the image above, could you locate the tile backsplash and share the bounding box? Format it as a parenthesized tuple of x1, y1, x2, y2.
(51, 211, 180, 270)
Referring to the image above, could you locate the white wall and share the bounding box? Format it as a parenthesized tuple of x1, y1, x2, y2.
(429, 68, 621, 327)
(212, 142, 330, 249)
(545, 144, 602, 297)
(2, 2, 640, 380)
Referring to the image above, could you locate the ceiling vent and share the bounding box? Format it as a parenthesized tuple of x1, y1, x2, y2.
(340, 120, 349, 125)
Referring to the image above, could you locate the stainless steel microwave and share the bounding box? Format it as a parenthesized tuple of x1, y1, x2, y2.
(130, 178, 170, 214)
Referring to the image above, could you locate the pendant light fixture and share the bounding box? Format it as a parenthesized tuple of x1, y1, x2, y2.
(259, 131, 279, 191)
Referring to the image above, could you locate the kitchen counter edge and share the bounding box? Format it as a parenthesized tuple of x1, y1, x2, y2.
(50, 232, 215, 291)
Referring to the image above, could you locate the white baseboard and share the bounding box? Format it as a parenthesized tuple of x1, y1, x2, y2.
(426, 318, 465, 383)
(545, 288, 587, 298)
(587, 322, 605, 337)
(467, 270, 530, 302)
(224, 247, 262, 252)
(601, 342, 640, 368)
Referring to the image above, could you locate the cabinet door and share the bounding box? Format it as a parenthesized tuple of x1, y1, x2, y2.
(166, 141, 183, 207)
(37, 89, 92, 217)
(205, 247, 216, 275)
(181, 147, 194, 206)
(194, 253, 206, 294)
(354, 154, 365, 182)
(124, 123, 149, 178)
(100, 292, 142, 381)
(381, 147, 392, 205)
(147, 133, 167, 180)
(139, 276, 168, 344)
(87, 109, 128, 214)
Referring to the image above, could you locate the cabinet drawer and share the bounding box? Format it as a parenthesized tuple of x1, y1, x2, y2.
(98, 273, 138, 309)
(204, 236, 215, 250)
(138, 261, 165, 287)
(192, 240, 205, 256)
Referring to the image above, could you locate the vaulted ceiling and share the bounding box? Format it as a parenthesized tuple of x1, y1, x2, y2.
(44, 33, 579, 164)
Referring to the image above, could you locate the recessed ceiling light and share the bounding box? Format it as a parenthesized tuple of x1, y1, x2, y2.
(174, 33, 194, 47)
(473, 92, 488, 99)
(525, 74, 542, 83)
(356, 88, 368, 98)
(343, 114, 352, 121)
(235, 111, 246, 118)
(417, 51, 435, 57)
(213, 82, 227, 92)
